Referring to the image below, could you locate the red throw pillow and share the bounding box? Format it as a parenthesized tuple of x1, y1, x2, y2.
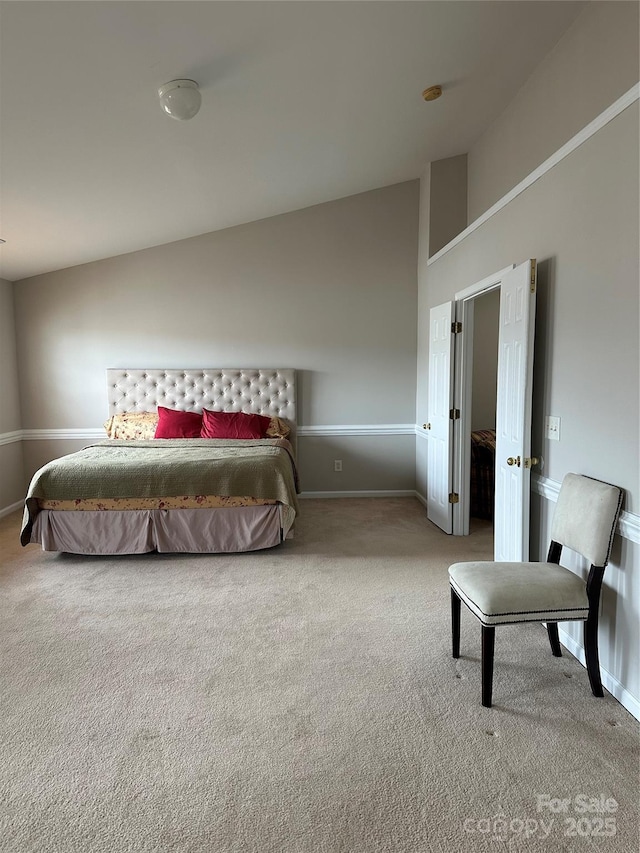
(200, 409, 270, 440)
(154, 406, 203, 439)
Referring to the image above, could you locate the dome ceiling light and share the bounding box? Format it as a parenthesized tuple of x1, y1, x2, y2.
(158, 79, 202, 121)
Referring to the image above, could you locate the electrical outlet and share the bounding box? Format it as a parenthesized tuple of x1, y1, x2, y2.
(334, 460, 343, 472)
(545, 416, 560, 441)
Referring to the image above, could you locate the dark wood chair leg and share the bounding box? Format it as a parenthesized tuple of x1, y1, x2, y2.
(547, 622, 562, 657)
(481, 625, 495, 707)
(584, 614, 604, 697)
(451, 588, 461, 659)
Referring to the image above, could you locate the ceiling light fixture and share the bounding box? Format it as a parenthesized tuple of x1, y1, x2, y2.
(158, 79, 202, 121)
(422, 85, 443, 102)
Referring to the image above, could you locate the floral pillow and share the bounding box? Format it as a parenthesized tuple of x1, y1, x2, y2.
(265, 417, 290, 439)
(103, 412, 159, 440)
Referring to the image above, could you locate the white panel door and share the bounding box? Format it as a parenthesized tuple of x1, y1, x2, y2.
(494, 260, 537, 560)
(427, 301, 455, 533)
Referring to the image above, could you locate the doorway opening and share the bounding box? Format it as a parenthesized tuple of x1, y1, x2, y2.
(427, 260, 536, 559)
(466, 288, 500, 547)
(451, 273, 505, 540)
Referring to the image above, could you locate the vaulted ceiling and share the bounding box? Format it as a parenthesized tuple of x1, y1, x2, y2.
(0, 1, 585, 281)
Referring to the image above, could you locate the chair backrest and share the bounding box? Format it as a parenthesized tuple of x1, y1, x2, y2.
(550, 473, 623, 567)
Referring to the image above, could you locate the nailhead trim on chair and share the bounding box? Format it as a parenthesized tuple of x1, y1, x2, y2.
(449, 577, 589, 626)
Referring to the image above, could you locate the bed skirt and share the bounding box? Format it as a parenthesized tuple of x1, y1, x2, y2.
(29, 504, 294, 555)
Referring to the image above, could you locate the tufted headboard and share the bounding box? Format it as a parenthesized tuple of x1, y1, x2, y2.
(107, 368, 297, 447)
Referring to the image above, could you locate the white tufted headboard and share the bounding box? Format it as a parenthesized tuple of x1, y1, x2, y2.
(107, 368, 297, 446)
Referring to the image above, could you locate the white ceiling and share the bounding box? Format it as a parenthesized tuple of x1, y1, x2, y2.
(0, 1, 585, 282)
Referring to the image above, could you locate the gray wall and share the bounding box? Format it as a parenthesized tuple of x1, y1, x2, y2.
(417, 0, 639, 708)
(14, 182, 419, 493)
(0, 278, 21, 434)
(428, 154, 467, 257)
(467, 1, 640, 222)
(419, 107, 640, 515)
(471, 288, 499, 432)
(0, 278, 24, 512)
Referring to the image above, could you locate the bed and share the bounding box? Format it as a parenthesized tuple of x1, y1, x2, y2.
(21, 368, 299, 555)
(470, 428, 496, 521)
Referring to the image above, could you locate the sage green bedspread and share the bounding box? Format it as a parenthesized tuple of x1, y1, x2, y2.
(21, 439, 299, 545)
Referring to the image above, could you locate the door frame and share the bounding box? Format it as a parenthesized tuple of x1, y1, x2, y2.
(427, 301, 456, 533)
(452, 264, 515, 536)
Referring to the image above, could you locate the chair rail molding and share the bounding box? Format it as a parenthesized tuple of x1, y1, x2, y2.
(9, 424, 417, 442)
(298, 424, 416, 437)
(20, 428, 105, 441)
(532, 473, 639, 545)
(0, 430, 23, 447)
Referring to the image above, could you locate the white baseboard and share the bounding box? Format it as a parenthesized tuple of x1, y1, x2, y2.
(0, 500, 23, 520)
(300, 490, 420, 500)
(534, 475, 640, 720)
(558, 626, 640, 721)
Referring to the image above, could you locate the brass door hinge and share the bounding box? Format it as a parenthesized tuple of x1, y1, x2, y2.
(449, 408, 460, 420)
(451, 321, 462, 334)
(530, 259, 537, 293)
(448, 492, 459, 504)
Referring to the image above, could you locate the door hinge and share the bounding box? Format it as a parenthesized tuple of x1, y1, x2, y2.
(530, 259, 537, 293)
(449, 408, 460, 420)
(451, 321, 462, 334)
(448, 492, 459, 504)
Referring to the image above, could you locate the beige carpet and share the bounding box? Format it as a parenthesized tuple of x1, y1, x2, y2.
(1, 499, 638, 852)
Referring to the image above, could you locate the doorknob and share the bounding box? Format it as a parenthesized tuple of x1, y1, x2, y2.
(507, 456, 521, 467)
(423, 423, 431, 430)
(524, 456, 539, 469)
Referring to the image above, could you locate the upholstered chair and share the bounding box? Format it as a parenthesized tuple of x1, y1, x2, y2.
(448, 473, 623, 707)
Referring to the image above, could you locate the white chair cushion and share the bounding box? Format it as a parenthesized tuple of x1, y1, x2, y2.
(448, 561, 589, 626)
